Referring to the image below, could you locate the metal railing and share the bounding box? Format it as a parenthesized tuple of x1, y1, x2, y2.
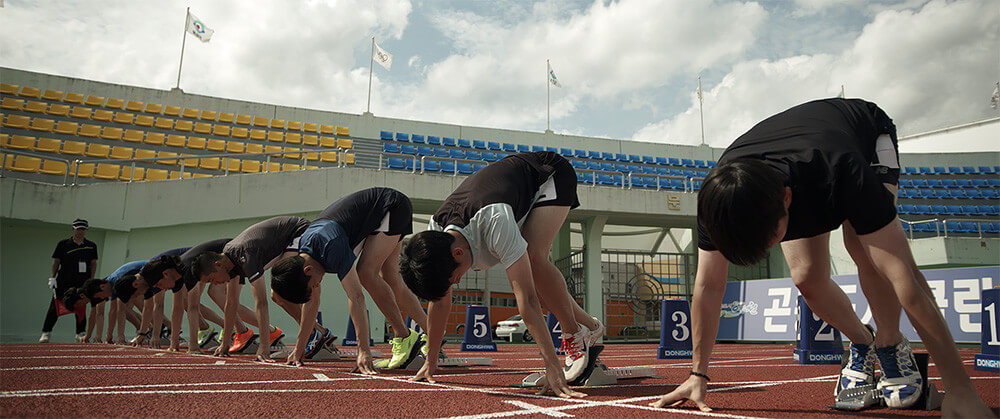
(0, 149, 74, 185)
(900, 218, 997, 239)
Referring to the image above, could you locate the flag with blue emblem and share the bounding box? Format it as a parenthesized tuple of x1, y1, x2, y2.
(548, 61, 561, 87)
(186, 11, 214, 43)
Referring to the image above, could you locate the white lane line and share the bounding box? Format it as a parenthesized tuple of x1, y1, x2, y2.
(1, 388, 464, 397)
(2, 365, 264, 371)
(215, 361, 225, 365)
(503, 400, 573, 417)
(3, 377, 367, 395)
(154, 352, 165, 356)
(313, 373, 331, 381)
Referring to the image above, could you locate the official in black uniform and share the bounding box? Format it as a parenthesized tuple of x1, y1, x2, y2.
(40, 219, 98, 343)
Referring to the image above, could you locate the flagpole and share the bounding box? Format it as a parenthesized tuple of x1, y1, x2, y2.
(367, 37, 374, 114)
(175, 7, 189, 89)
(546, 60, 550, 132)
(698, 76, 705, 146)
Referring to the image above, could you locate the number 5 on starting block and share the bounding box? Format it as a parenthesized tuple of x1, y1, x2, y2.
(657, 300, 693, 359)
(975, 288, 1000, 372)
(460, 305, 497, 351)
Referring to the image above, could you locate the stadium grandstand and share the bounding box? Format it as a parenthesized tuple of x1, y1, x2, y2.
(1, 67, 997, 343)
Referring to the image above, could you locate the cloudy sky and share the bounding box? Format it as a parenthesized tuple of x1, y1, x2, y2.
(2, 0, 997, 150)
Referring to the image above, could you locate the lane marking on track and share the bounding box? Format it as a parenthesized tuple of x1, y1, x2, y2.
(1, 355, 196, 359)
(3, 377, 368, 395)
(1, 364, 269, 371)
(503, 400, 573, 417)
(313, 373, 331, 381)
(215, 361, 225, 365)
(154, 353, 165, 356)
(1, 388, 465, 398)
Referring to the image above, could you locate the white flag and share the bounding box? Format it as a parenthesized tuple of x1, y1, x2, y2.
(186, 11, 214, 43)
(548, 61, 561, 87)
(374, 41, 393, 71)
(991, 82, 999, 110)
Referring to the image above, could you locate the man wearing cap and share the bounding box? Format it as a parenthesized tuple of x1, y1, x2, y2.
(40, 219, 99, 343)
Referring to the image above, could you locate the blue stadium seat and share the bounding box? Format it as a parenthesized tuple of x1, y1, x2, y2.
(628, 165, 641, 173)
(586, 161, 601, 170)
(962, 166, 977, 174)
(416, 146, 433, 156)
(615, 153, 628, 162)
(899, 220, 911, 233)
(440, 161, 456, 173)
(546, 147, 558, 153)
(614, 163, 629, 172)
(380, 131, 394, 141)
(570, 160, 586, 169)
(694, 170, 707, 178)
(940, 179, 956, 188)
(899, 179, 913, 189)
(944, 205, 961, 215)
(482, 152, 499, 162)
(930, 189, 948, 199)
(588, 151, 601, 160)
(978, 166, 995, 174)
(944, 221, 963, 233)
(919, 167, 933, 175)
(577, 172, 594, 184)
(983, 190, 998, 199)
(960, 206, 976, 216)
(930, 205, 947, 215)
(926, 179, 942, 188)
(707, 160, 717, 168)
(970, 179, 987, 188)
(458, 138, 472, 148)
(427, 136, 441, 145)
(974, 205, 990, 215)
(910, 179, 928, 188)
(692, 180, 703, 190)
(645, 177, 662, 188)
(472, 164, 486, 172)
(487, 141, 501, 151)
(449, 149, 464, 159)
(682, 170, 697, 178)
(680, 159, 695, 167)
(597, 173, 615, 185)
(400, 145, 416, 155)
(948, 166, 962, 175)
(961, 222, 980, 233)
(411, 134, 425, 144)
(914, 205, 931, 215)
(574, 149, 588, 158)
(457, 163, 473, 174)
(560, 148, 574, 157)
(898, 189, 911, 199)
(669, 179, 686, 190)
(600, 162, 615, 172)
(669, 169, 684, 177)
(502, 143, 516, 152)
(965, 190, 982, 199)
(933, 167, 947, 175)
(903, 167, 918, 175)
(601, 152, 615, 160)
(403, 159, 419, 171)
(383, 143, 398, 153)
(396, 133, 410, 142)
(517, 144, 530, 153)
(641, 166, 656, 175)
(668, 158, 681, 166)
(986, 179, 1000, 187)
(628, 154, 642, 163)
(423, 160, 439, 172)
(443, 137, 457, 147)
(472, 140, 486, 149)
(947, 190, 966, 199)
(465, 151, 481, 160)
(642, 156, 655, 164)
(532, 145, 545, 152)
(655, 157, 668, 165)
(433, 148, 448, 158)
(985, 222, 1000, 234)
(693, 160, 707, 168)
(898, 204, 915, 214)
(655, 167, 670, 176)
(386, 157, 405, 169)
(989, 205, 1000, 216)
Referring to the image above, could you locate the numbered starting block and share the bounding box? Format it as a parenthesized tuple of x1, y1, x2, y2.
(793, 296, 844, 364)
(461, 306, 497, 351)
(516, 345, 655, 387)
(657, 300, 692, 359)
(831, 353, 943, 411)
(974, 288, 999, 373)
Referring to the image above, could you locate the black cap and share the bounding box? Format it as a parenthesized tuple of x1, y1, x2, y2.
(72, 219, 89, 229)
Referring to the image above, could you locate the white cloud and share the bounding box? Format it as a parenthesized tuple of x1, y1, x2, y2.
(634, 0, 1000, 149)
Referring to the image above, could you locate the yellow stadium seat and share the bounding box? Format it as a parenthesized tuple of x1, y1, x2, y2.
(302, 135, 319, 146)
(252, 116, 268, 127)
(23, 101, 47, 113)
(199, 110, 217, 121)
(231, 127, 248, 139)
(169, 170, 192, 179)
(113, 112, 134, 125)
(342, 153, 354, 164)
(1, 97, 25, 110)
(54, 121, 78, 135)
(235, 114, 252, 125)
(212, 124, 230, 137)
(122, 129, 144, 143)
(165, 135, 186, 147)
(100, 127, 123, 141)
(156, 151, 179, 165)
(18, 87, 42, 98)
(305, 165, 319, 169)
(110, 146, 134, 159)
(174, 120, 193, 132)
(191, 173, 213, 178)
(1, 154, 11, 169)
(144, 132, 165, 145)
(319, 124, 335, 134)
(34, 138, 61, 153)
(336, 126, 349, 136)
(124, 100, 143, 112)
(303, 122, 318, 133)
(164, 106, 182, 116)
(134, 149, 156, 160)
(70, 106, 92, 119)
(206, 139, 226, 151)
(226, 141, 245, 153)
(143, 103, 163, 114)
(285, 133, 301, 144)
(0, 134, 7, 147)
(144, 168, 169, 181)
(224, 158, 241, 172)
(186, 137, 206, 149)
(71, 162, 95, 178)
(283, 147, 301, 159)
(182, 108, 199, 119)
(305, 151, 319, 161)
(265, 162, 281, 172)
(7, 135, 35, 150)
(281, 163, 301, 171)
(47, 104, 70, 116)
(337, 138, 352, 149)
(11, 155, 42, 172)
(320, 151, 337, 163)
(246, 143, 263, 153)
(84, 96, 106, 107)
(135, 115, 155, 127)
(287, 121, 302, 131)
(320, 137, 337, 148)
(3, 114, 30, 129)
(218, 112, 235, 123)
(267, 131, 284, 142)
(40, 160, 68, 175)
(249, 129, 266, 141)
(269, 119, 286, 129)
(41, 90, 64, 101)
(61, 140, 87, 155)
(85, 143, 110, 158)
(119, 165, 144, 181)
(0, 83, 18, 95)
(264, 145, 282, 156)
(92, 110, 114, 121)
(241, 160, 261, 173)
(93, 163, 120, 180)
(29, 118, 55, 132)
(179, 154, 199, 167)
(64, 92, 85, 104)
(104, 98, 125, 109)
(199, 157, 220, 170)
(154, 117, 174, 130)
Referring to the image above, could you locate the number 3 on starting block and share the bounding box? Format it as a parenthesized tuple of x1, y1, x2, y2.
(461, 305, 497, 351)
(657, 300, 693, 359)
(975, 288, 1000, 372)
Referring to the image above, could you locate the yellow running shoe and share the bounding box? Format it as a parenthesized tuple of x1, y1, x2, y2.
(374, 358, 391, 368)
(386, 329, 420, 369)
(420, 333, 428, 357)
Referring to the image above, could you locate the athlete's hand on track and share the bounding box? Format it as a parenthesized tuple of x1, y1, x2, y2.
(354, 351, 377, 375)
(104, 335, 113, 344)
(186, 348, 202, 355)
(130, 335, 146, 347)
(410, 360, 437, 384)
(167, 344, 180, 352)
(286, 346, 305, 366)
(213, 344, 230, 357)
(149, 337, 161, 349)
(649, 375, 711, 412)
(255, 347, 274, 363)
(537, 365, 586, 398)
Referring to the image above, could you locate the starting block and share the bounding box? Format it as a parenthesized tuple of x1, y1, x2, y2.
(974, 287, 999, 372)
(830, 352, 943, 411)
(793, 296, 844, 364)
(516, 345, 654, 387)
(270, 340, 384, 360)
(199, 331, 220, 351)
(239, 334, 289, 356)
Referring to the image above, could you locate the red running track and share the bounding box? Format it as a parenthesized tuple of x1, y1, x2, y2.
(1, 342, 997, 418)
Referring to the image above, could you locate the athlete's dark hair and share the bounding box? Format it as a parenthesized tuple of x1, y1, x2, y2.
(399, 231, 459, 301)
(140, 255, 181, 286)
(270, 256, 311, 304)
(698, 158, 787, 266)
(61, 287, 86, 309)
(114, 274, 138, 302)
(82, 278, 108, 304)
(190, 252, 224, 280)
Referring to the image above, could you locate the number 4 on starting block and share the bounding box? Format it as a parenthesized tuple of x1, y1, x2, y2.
(657, 300, 692, 359)
(461, 305, 497, 351)
(975, 288, 1000, 372)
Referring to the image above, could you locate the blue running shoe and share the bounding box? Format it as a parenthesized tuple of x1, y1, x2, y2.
(303, 329, 324, 359)
(836, 325, 876, 396)
(875, 338, 922, 408)
(319, 328, 336, 348)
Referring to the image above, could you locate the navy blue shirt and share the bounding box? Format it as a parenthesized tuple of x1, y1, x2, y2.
(298, 220, 355, 279)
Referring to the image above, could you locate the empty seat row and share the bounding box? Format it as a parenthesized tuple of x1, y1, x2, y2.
(902, 166, 999, 176)
(902, 220, 1000, 235)
(384, 157, 486, 174)
(2, 152, 321, 179)
(898, 188, 999, 200)
(900, 178, 1000, 189)
(899, 204, 1000, 216)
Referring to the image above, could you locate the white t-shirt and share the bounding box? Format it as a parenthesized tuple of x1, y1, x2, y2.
(429, 203, 527, 271)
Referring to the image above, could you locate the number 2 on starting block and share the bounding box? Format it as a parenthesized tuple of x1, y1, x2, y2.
(793, 296, 843, 364)
(657, 300, 692, 359)
(975, 287, 1000, 372)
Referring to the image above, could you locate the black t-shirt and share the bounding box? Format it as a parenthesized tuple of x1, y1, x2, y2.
(224, 216, 310, 281)
(52, 238, 99, 282)
(315, 187, 413, 248)
(177, 238, 231, 292)
(143, 247, 191, 299)
(698, 98, 898, 251)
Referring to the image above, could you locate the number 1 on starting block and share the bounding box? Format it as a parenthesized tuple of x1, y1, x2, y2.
(657, 300, 692, 359)
(975, 287, 1000, 372)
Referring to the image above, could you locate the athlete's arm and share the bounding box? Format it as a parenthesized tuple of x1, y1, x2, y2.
(411, 287, 450, 383)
